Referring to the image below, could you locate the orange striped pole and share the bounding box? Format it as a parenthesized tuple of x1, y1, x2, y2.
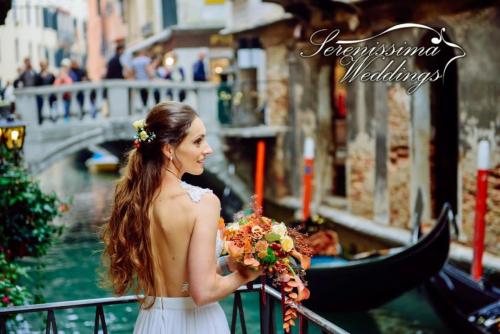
(255, 139, 266, 211)
(302, 138, 315, 222)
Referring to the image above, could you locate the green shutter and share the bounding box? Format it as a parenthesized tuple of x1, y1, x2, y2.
(162, 0, 177, 28)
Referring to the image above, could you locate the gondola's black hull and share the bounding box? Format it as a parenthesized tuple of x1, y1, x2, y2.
(303, 208, 450, 312)
(425, 264, 500, 334)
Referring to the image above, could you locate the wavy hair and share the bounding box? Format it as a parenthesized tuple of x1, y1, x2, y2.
(101, 101, 197, 306)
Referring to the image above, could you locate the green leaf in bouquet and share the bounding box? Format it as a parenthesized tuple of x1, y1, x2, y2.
(265, 232, 281, 242)
(261, 248, 277, 264)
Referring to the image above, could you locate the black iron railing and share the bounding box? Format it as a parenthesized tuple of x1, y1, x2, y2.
(0, 284, 349, 334)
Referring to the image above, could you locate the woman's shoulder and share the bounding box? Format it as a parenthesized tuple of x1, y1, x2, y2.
(181, 182, 220, 213)
(180, 182, 217, 204)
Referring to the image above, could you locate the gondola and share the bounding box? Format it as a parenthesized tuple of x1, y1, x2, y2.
(302, 204, 452, 312)
(425, 261, 500, 333)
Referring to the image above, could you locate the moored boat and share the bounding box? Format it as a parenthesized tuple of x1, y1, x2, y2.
(85, 152, 119, 173)
(302, 204, 452, 312)
(425, 262, 500, 334)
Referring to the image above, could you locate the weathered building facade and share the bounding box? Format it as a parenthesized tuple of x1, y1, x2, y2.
(223, 0, 499, 257)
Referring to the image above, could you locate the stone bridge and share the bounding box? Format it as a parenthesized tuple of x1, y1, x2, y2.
(14, 80, 251, 201)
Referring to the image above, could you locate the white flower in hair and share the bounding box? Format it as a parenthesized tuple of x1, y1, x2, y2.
(139, 130, 149, 141)
(133, 119, 146, 130)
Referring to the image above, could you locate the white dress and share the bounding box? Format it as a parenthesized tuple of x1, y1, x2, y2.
(133, 182, 230, 334)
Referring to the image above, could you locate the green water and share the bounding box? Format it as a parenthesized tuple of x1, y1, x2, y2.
(13, 155, 452, 333)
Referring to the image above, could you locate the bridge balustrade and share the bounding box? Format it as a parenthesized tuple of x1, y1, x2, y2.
(14, 80, 218, 130)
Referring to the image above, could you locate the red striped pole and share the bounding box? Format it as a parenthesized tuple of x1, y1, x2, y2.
(255, 140, 266, 211)
(302, 138, 315, 223)
(471, 140, 490, 281)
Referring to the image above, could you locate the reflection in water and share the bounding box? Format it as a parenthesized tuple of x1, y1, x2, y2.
(15, 154, 451, 333)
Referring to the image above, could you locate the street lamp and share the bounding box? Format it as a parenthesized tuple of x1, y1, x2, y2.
(0, 119, 26, 167)
(0, 120, 26, 151)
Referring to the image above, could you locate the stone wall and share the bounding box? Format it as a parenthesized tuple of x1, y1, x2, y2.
(265, 43, 289, 126)
(265, 42, 290, 198)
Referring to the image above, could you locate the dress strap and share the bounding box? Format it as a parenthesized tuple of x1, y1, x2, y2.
(181, 181, 213, 203)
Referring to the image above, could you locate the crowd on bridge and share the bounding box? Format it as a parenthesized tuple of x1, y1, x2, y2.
(0, 45, 209, 121)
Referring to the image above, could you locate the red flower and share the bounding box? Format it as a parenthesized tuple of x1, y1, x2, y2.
(2, 296, 10, 304)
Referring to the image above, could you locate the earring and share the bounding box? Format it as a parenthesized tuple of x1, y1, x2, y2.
(169, 155, 173, 161)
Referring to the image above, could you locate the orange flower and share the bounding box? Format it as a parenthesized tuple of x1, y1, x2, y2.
(227, 241, 244, 259)
(255, 240, 269, 259)
(244, 256, 260, 268)
(279, 273, 291, 282)
(287, 276, 310, 302)
(243, 239, 253, 253)
(255, 240, 268, 253)
(291, 250, 311, 270)
(58, 203, 69, 213)
(218, 217, 225, 230)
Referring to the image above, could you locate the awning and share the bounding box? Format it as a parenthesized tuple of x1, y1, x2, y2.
(125, 29, 173, 54)
(219, 13, 294, 35)
(125, 24, 226, 54)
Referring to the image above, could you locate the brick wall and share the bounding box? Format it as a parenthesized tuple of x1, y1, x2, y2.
(348, 132, 375, 218)
(387, 85, 411, 228)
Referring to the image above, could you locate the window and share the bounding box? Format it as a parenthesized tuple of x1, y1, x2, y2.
(43, 8, 48, 27)
(42, 8, 56, 30)
(53, 11, 58, 30)
(162, 0, 177, 28)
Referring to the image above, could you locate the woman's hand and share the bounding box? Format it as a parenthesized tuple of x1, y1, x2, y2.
(236, 264, 264, 283)
(227, 256, 239, 272)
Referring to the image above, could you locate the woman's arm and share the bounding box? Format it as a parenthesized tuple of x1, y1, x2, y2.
(188, 193, 258, 306)
(216, 256, 234, 276)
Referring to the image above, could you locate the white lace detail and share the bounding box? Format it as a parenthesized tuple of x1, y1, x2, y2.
(181, 181, 213, 203)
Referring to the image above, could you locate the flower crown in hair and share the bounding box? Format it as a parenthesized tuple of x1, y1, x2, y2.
(132, 119, 156, 149)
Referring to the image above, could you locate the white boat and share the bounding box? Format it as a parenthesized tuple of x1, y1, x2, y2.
(85, 152, 119, 173)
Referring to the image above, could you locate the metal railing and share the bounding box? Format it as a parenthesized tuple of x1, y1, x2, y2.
(0, 284, 349, 334)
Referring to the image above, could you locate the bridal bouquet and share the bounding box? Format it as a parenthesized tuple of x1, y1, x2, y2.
(222, 201, 312, 332)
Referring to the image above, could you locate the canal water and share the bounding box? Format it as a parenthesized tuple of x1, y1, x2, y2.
(16, 154, 453, 333)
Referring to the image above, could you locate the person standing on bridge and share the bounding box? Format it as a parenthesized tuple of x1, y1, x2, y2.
(35, 60, 55, 124)
(130, 50, 154, 107)
(101, 101, 261, 334)
(53, 59, 73, 120)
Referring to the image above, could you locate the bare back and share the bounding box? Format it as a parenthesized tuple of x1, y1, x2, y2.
(148, 181, 217, 297)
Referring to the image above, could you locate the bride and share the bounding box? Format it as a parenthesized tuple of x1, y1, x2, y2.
(101, 101, 262, 333)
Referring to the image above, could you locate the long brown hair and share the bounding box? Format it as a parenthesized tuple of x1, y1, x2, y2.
(101, 101, 197, 303)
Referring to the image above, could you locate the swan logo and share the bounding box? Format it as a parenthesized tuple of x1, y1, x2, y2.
(300, 23, 466, 94)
